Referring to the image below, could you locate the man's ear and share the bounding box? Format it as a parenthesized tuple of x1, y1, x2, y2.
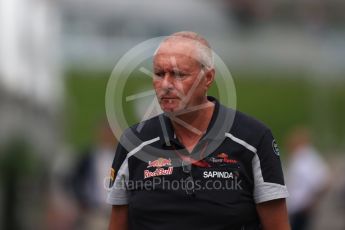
(205, 68, 215, 89)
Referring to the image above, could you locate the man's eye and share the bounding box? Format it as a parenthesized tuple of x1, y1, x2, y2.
(154, 72, 164, 77)
(174, 72, 187, 79)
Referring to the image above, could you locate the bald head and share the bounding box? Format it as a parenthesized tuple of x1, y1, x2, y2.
(168, 31, 212, 50)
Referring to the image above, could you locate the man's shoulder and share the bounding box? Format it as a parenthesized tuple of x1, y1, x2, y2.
(123, 114, 163, 140)
(229, 109, 271, 148)
(115, 115, 163, 153)
(232, 109, 269, 132)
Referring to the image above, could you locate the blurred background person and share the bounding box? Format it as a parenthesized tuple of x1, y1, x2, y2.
(285, 127, 330, 230)
(72, 120, 117, 230)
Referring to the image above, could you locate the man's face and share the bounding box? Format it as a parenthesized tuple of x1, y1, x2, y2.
(153, 39, 213, 113)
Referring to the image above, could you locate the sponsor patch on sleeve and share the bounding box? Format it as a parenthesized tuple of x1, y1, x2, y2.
(108, 168, 116, 188)
(272, 139, 280, 156)
(110, 168, 115, 181)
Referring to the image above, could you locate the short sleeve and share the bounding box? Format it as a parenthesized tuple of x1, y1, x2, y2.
(252, 129, 289, 204)
(106, 140, 130, 205)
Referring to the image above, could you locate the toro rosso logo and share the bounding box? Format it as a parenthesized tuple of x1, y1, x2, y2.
(144, 158, 173, 179)
(217, 153, 238, 164)
(207, 153, 238, 165)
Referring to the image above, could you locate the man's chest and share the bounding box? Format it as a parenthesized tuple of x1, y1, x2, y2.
(125, 139, 259, 227)
(127, 138, 255, 197)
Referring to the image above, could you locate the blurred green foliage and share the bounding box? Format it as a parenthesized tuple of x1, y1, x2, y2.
(64, 69, 345, 154)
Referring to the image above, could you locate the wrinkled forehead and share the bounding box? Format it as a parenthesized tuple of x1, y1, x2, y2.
(154, 37, 203, 63)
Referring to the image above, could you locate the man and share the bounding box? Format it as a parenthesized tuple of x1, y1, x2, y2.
(107, 31, 290, 230)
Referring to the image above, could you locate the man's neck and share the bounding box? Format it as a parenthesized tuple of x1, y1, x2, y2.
(170, 100, 215, 152)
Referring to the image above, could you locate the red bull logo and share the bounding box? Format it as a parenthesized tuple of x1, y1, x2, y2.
(145, 158, 173, 179)
(147, 158, 172, 168)
(144, 167, 173, 179)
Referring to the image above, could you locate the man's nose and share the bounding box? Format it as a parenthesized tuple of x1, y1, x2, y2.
(161, 73, 174, 89)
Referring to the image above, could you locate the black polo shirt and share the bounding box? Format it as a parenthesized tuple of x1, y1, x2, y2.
(107, 96, 288, 230)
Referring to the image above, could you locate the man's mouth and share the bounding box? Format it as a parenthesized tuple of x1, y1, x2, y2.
(160, 97, 179, 104)
(161, 96, 179, 99)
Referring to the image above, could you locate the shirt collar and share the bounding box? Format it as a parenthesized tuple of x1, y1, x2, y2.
(158, 96, 221, 148)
